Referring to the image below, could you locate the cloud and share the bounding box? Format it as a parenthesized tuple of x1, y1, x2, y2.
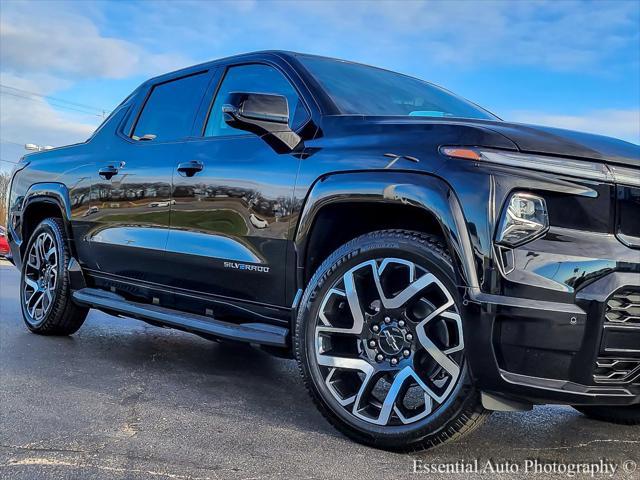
(0, 6, 190, 80)
(3, 0, 637, 82)
(0, 93, 98, 145)
(0, 71, 74, 97)
(0, 0, 637, 161)
(507, 109, 640, 144)
(0, 74, 101, 162)
(410, 0, 640, 72)
(0, 3, 189, 161)
(127, 0, 639, 73)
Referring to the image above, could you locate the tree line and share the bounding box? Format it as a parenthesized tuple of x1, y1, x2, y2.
(0, 171, 9, 228)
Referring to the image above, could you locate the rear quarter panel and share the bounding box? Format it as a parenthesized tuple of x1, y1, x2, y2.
(9, 144, 95, 264)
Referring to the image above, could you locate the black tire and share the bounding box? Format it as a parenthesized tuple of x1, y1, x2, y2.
(295, 229, 489, 451)
(573, 405, 640, 426)
(20, 217, 88, 335)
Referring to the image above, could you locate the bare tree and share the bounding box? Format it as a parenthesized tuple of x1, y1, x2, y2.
(0, 171, 10, 228)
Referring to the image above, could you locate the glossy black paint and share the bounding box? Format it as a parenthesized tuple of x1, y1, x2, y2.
(617, 185, 640, 247)
(7, 51, 640, 407)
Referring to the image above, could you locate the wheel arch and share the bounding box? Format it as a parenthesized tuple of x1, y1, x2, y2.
(18, 183, 73, 259)
(293, 171, 479, 297)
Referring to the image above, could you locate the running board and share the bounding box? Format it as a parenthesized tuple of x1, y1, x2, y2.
(72, 288, 288, 348)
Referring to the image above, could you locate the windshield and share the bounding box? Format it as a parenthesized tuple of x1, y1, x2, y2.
(299, 55, 496, 120)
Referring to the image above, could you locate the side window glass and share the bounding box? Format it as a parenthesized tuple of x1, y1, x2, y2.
(204, 64, 308, 138)
(132, 72, 209, 142)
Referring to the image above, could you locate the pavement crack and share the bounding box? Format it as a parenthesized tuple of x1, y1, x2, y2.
(1, 457, 213, 480)
(515, 439, 640, 451)
(0, 444, 88, 454)
(118, 384, 145, 438)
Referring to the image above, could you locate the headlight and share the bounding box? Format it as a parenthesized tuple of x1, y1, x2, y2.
(496, 192, 549, 246)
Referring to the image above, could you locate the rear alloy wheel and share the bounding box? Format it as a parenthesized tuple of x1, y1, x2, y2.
(22, 231, 59, 324)
(20, 218, 88, 335)
(296, 230, 488, 451)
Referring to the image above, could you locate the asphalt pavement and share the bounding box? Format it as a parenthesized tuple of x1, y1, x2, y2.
(0, 260, 638, 479)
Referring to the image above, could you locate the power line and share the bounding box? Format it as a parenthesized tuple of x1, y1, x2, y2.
(0, 139, 26, 147)
(1, 138, 57, 151)
(1, 89, 98, 114)
(0, 138, 35, 148)
(0, 85, 107, 117)
(1, 90, 106, 118)
(0, 83, 108, 115)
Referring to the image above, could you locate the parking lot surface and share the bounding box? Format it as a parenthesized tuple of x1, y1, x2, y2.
(0, 260, 638, 479)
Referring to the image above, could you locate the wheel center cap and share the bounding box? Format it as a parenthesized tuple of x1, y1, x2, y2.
(377, 325, 407, 356)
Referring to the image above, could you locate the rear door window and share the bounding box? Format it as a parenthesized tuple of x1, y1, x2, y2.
(132, 72, 210, 142)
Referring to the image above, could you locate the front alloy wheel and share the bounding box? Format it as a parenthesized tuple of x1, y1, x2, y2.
(316, 257, 463, 426)
(296, 230, 488, 451)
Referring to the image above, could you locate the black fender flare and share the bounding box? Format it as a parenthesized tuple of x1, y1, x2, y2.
(293, 171, 479, 294)
(18, 182, 73, 247)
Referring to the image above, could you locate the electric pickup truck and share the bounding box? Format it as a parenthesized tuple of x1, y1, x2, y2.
(6, 51, 640, 451)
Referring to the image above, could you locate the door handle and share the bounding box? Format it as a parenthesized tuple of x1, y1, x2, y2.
(177, 160, 204, 177)
(98, 165, 119, 180)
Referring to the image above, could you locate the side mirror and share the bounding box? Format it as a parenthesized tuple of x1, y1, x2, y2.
(222, 92, 302, 153)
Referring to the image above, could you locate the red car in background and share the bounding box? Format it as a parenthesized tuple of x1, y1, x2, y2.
(0, 226, 10, 257)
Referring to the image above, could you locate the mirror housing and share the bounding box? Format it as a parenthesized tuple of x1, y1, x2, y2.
(223, 92, 302, 153)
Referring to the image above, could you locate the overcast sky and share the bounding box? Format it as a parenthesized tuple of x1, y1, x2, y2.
(1, 0, 639, 173)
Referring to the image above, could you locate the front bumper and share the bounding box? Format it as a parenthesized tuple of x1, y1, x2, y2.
(462, 234, 640, 407)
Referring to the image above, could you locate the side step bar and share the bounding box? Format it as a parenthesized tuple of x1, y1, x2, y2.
(72, 288, 289, 348)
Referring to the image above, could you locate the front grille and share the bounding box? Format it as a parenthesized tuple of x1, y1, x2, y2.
(594, 287, 640, 384)
(605, 289, 640, 325)
(593, 358, 640, 385)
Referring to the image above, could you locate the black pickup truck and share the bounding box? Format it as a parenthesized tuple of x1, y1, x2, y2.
(6, 51, 640, 451)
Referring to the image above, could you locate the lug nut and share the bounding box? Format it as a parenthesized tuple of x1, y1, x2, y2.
(403, 349, 411, 357)
(372, 324, 380, 332)
(369, 340, 376, 348)
(390, 358, 398, 366)
(406, 333, 413, 341)
(376, 354, 384, 362)
(398, 320, 405, 327)
(384, 316, 391, 323)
